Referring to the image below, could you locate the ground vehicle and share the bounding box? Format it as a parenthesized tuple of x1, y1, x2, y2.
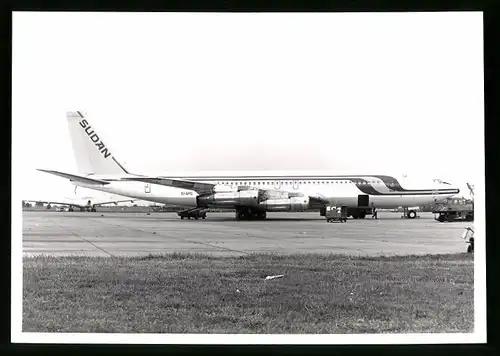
(432, 197, 474, 222)
(177, 208, 207, 220)
(462, 227, 474, 253)
(325, 205, 348, 223)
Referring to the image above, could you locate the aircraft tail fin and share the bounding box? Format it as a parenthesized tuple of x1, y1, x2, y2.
(66, 111, 130, 176)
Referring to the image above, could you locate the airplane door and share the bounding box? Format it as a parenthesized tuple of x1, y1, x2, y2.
(145, 183, 151, 193)
(358, 194, 369, 207)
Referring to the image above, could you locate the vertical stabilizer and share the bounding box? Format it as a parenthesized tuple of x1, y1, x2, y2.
(66, 111, 130, 176)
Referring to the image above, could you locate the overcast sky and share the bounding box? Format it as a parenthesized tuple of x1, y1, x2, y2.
(12, 12, 484, 200)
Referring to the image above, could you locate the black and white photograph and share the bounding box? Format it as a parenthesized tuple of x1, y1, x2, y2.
(11, 11, 486, 344)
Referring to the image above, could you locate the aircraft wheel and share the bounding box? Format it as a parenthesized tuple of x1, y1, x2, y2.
(467, 244, 473, 253)
(407, 210, 417, 219)
(181, 216, 184, 219)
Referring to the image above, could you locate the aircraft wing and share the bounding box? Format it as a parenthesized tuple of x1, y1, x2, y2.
(121, 176, 216, 195)
(25, 199, 75, 206)
(121, 176, 328, 205)
(25, 197, 135, 208)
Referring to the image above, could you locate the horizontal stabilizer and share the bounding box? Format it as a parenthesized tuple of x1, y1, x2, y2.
(37, 169, 110, 185)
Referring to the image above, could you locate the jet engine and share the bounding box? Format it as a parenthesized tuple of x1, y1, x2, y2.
(259, 196, 311, 212)
(197, 190, 261, 207)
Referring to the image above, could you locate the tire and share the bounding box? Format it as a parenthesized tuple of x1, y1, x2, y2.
(181, 217, 184, 219)
(467, 245, 473, 253)
(407, 210, 417, 219)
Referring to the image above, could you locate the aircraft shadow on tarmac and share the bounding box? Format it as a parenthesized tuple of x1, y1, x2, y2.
(139, 216, 433, 223)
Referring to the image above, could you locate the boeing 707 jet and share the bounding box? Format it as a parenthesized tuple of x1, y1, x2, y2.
(37, 111, 460, 220)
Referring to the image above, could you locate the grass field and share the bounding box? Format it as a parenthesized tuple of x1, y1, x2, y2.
(23, 253, 474, 334)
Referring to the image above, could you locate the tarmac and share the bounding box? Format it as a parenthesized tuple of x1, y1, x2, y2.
(22, 211, 474, 257)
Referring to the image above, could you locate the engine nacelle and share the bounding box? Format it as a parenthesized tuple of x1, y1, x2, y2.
(262, 190, 289, 200)
(259, 197, 310, 212)
(198, 190, 260, 207)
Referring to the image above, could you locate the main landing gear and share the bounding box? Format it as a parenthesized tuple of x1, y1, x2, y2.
(235, 208, 267, 221)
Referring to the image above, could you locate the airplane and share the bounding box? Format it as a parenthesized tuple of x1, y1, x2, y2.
(24, 195, 135, 212)
(37, 111, 461, 221)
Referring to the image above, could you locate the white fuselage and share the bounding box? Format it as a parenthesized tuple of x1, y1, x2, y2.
(73, 172, 459, 211)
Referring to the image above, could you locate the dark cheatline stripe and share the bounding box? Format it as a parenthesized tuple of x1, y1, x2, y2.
(373, 175, 413, 192)
(348, 178, 383, 195)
